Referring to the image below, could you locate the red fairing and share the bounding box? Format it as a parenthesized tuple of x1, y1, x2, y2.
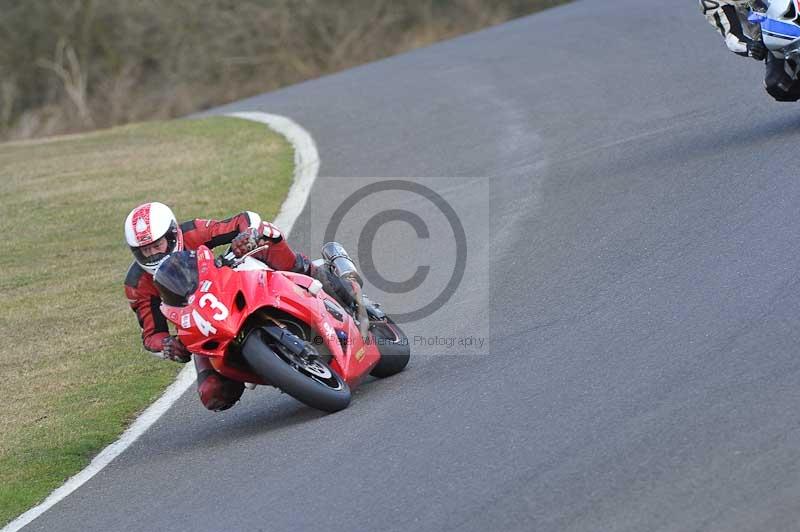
(160, 246, 380, 389)
(125, 212, 302, 353)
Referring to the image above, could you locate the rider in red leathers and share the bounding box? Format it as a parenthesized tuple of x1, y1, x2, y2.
(123, 201, 347, 411)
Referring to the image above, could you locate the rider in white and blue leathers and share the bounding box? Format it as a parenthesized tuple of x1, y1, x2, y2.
(700, 0, 800, 101)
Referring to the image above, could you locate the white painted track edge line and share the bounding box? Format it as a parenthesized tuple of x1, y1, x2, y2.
(1, 111, 320, 532)
(226, 111, 321, 236)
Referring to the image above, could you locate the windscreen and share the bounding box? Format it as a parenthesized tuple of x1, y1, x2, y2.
(153, 250, 199, 307)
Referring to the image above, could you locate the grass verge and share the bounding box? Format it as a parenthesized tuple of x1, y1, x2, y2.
(0, 116, 294, 525)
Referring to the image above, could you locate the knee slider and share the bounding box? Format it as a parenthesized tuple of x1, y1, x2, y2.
(197, 370, 244, 411)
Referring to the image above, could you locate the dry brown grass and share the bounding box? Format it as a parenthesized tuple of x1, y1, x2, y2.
(0, 0, 569, 141)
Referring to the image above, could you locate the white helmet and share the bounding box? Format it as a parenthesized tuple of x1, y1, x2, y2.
(124, 202, 184, 274)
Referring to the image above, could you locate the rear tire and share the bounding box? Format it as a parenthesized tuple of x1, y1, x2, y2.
(242, 328, 351, 413)
(369, 318, 411, 378)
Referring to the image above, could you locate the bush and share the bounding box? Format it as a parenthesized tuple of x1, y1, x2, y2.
(0, 0, 566, 140)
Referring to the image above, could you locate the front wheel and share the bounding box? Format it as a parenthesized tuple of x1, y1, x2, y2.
(241, 328, 351, 413)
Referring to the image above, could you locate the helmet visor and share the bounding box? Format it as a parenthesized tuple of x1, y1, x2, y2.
(153, 251, 199, 307)
(131, 223, 179, 272)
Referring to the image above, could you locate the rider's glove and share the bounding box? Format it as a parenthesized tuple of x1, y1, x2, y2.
(748, 40, 768, 61)
(161, 335, 191, 363)
(231, 222, 284, 258)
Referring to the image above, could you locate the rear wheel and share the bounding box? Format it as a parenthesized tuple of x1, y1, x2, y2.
(241, 327, 351, 413)
(369, 317, 411, 378)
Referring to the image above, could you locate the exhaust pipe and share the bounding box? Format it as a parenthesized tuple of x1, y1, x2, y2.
(321, 242, 369, 338)
(321, 242, 362, 287)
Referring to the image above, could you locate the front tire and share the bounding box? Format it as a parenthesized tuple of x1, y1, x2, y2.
(242, 328, 351, 413)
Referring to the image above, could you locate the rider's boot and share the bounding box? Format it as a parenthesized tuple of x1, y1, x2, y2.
(361, 293, 385, 320)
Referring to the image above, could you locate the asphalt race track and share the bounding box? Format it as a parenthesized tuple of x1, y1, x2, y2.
(24, 1, 800, 531)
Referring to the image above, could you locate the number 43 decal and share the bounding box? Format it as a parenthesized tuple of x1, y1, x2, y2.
(191, 292, 230, 336)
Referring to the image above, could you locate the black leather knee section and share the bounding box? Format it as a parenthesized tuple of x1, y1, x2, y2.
(764, 56, 800, 102)
(765, 84, 800, 102)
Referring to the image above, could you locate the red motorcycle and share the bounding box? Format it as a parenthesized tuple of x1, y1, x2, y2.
(154, 243, 410, 412)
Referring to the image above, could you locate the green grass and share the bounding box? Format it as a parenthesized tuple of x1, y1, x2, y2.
(0, 116, 294, 525)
